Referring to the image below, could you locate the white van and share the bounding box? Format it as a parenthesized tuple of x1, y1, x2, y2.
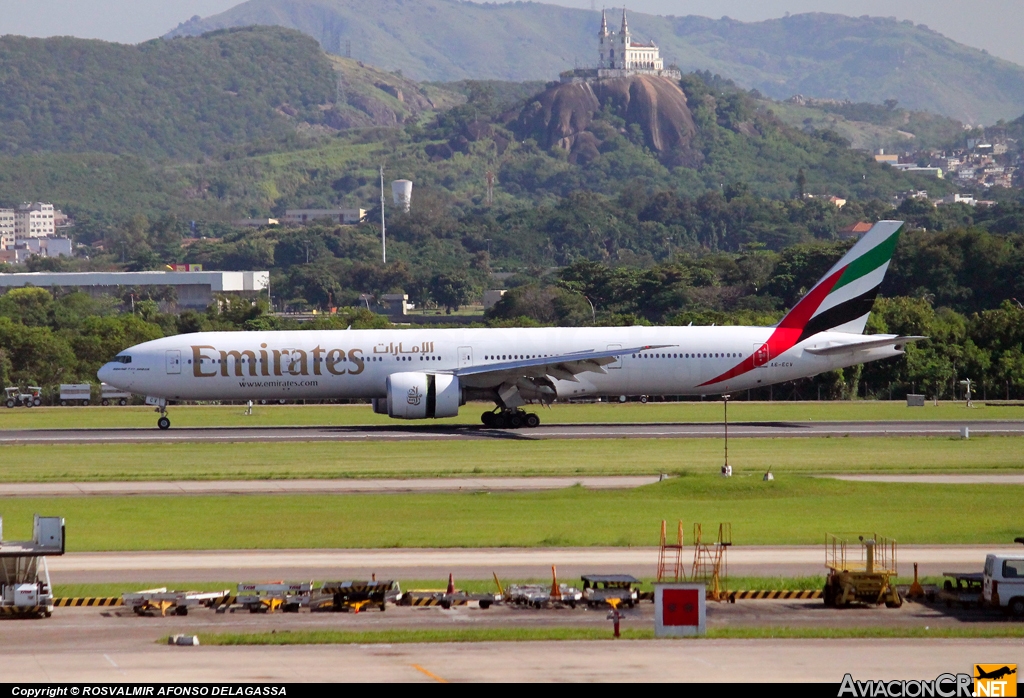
(983, 554, 1024, 617)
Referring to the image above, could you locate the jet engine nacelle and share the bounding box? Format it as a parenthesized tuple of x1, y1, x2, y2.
(379, 372, 461, 419)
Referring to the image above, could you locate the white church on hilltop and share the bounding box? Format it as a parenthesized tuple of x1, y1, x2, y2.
(561, 9, 681, 83)
(599, 9, 663, 71)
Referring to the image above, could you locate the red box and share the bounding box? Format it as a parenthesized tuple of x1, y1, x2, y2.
(662, 588, 700, 626)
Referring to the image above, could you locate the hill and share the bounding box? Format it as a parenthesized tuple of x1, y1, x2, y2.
(165, 0, 1024, 123)
(0, 67, 953, 243)
(0, 27, 335, 158)
(0, 27, 458, 159)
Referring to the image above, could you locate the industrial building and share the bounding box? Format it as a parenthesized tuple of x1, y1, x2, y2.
(0, 270, 269, 309)
(282, 208, 365, 226)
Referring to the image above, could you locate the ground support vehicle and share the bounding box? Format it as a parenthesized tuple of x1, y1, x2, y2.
(823, 533, 902, 608)
(59, 384, 92, 406)
(5, 386, 42, 408)
(234, 582, 312, 613)
(0, 515, 65, 618)
(312, 580, 402, 612)
(983, 554, 1024, 618)
(581, 574, 641, 608)
(504, 583, 582, 609)
(100, 383, 131, 406)
(939, 572, 984, 609)
(122, 588, 230, 616)
(398, 588, 499, 609)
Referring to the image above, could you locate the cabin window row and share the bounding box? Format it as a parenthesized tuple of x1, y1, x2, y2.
(631, 352, 742, 359)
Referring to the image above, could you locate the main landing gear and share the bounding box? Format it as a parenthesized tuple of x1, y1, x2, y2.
(481, 409, 541, 429)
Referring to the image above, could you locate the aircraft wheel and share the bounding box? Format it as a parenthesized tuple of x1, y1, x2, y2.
(508, 413, 524, 429)
(481, 411, 495, 427)
(492, 412, 509, 429)
(157, 416, 171, 430)
(525, 413, 540, 428)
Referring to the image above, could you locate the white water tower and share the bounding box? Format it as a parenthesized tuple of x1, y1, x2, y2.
(391, 179, 412, 212)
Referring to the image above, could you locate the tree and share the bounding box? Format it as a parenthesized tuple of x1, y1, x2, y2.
(429, 273, 474, 313)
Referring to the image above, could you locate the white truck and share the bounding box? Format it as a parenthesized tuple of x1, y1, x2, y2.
(983, 553, 1024, 618)
(59, 383, 92, 406)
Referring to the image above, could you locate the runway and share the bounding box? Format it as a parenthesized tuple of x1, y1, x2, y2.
(4, 473, 1023, 498)
(5, 637, 1020, 683)
(0, 476, 665, 497)
(2, 419, 1022, 443)
(47, 545, 1019, 583)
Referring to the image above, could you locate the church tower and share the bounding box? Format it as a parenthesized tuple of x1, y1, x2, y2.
(619, 9, 631, 69)
(598, 9, 610, 68)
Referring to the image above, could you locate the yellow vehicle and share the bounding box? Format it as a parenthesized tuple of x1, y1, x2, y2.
(824, 533, 902, 608)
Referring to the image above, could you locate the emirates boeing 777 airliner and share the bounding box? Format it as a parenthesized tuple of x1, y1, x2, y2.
(98, 220, 920, 429)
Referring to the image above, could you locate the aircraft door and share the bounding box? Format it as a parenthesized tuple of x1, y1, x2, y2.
(458, 346, 473, 369)
(753, 343, 770, 368)
(166, 350, 181, 374)
(606, 344, 623, 369)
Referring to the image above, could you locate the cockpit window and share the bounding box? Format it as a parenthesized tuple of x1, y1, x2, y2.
(113, 355, 132, 364)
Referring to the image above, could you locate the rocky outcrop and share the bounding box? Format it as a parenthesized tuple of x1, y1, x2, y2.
(516, 75, 698, 161)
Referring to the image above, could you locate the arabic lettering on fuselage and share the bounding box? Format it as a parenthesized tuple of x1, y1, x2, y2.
(189, 341, 436, 379)
(373, 341, 434, 355)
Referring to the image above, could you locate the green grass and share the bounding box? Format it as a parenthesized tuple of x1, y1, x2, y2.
(0, 400, 1016, 431)
(1, 436, 1021, 482)
(197, 625, 1024, 645)
(4, 476, 1023, 550)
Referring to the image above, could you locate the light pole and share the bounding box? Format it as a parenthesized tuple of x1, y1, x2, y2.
(721, 394, 732, 477)
(379, 165, 387, 264)
(583, 295, 596, 325)
(959, 378, 974, 408)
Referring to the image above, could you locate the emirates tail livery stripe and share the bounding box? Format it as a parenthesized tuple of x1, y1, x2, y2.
(700, 221, 903, 387)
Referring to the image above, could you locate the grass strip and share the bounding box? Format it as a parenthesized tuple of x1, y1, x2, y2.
(1, 436, 1022, 482)
(5, 476, 1024, 549)
(0, 400, 1016, 431)
(197, 625, 1024, 646)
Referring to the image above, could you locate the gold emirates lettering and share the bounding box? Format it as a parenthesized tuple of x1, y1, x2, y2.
(192, 345, 364, 377)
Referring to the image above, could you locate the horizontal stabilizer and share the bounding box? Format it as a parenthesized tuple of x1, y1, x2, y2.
(803, 335, 925, 356)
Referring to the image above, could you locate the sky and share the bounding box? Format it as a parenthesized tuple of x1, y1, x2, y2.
(0, 0, 1021, 66)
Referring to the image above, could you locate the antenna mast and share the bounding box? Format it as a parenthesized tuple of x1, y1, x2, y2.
(379, 165, 387, 263)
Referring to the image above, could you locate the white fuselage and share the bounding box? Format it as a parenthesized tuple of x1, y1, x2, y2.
(98, 326, 904, 402)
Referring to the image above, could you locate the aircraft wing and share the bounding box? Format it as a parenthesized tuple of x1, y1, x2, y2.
(450, 344, 673, 383)
(803, 335, 926, 356)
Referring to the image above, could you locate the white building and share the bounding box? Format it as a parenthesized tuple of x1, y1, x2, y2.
(15, 202, 56, 239)
(598, 9, 664, 71)
(0, 209, 14, 250)
(0, 270, 269, 309)
(283, 208, 365, 226)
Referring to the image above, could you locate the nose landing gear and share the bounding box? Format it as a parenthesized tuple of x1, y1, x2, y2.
(155, 404, 170, 430)
(481, 408, 540, 429)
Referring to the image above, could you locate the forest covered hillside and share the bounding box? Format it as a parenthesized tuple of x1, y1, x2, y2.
(166, 0, 1024, 123)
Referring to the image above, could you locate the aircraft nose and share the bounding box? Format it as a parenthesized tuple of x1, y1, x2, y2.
(97, 363, 113, 385)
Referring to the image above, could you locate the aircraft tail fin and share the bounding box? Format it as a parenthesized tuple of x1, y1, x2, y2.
(778, 220, 903, 341)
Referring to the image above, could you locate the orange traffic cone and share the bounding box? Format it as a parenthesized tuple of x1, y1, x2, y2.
(446, 573, 455, 595)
